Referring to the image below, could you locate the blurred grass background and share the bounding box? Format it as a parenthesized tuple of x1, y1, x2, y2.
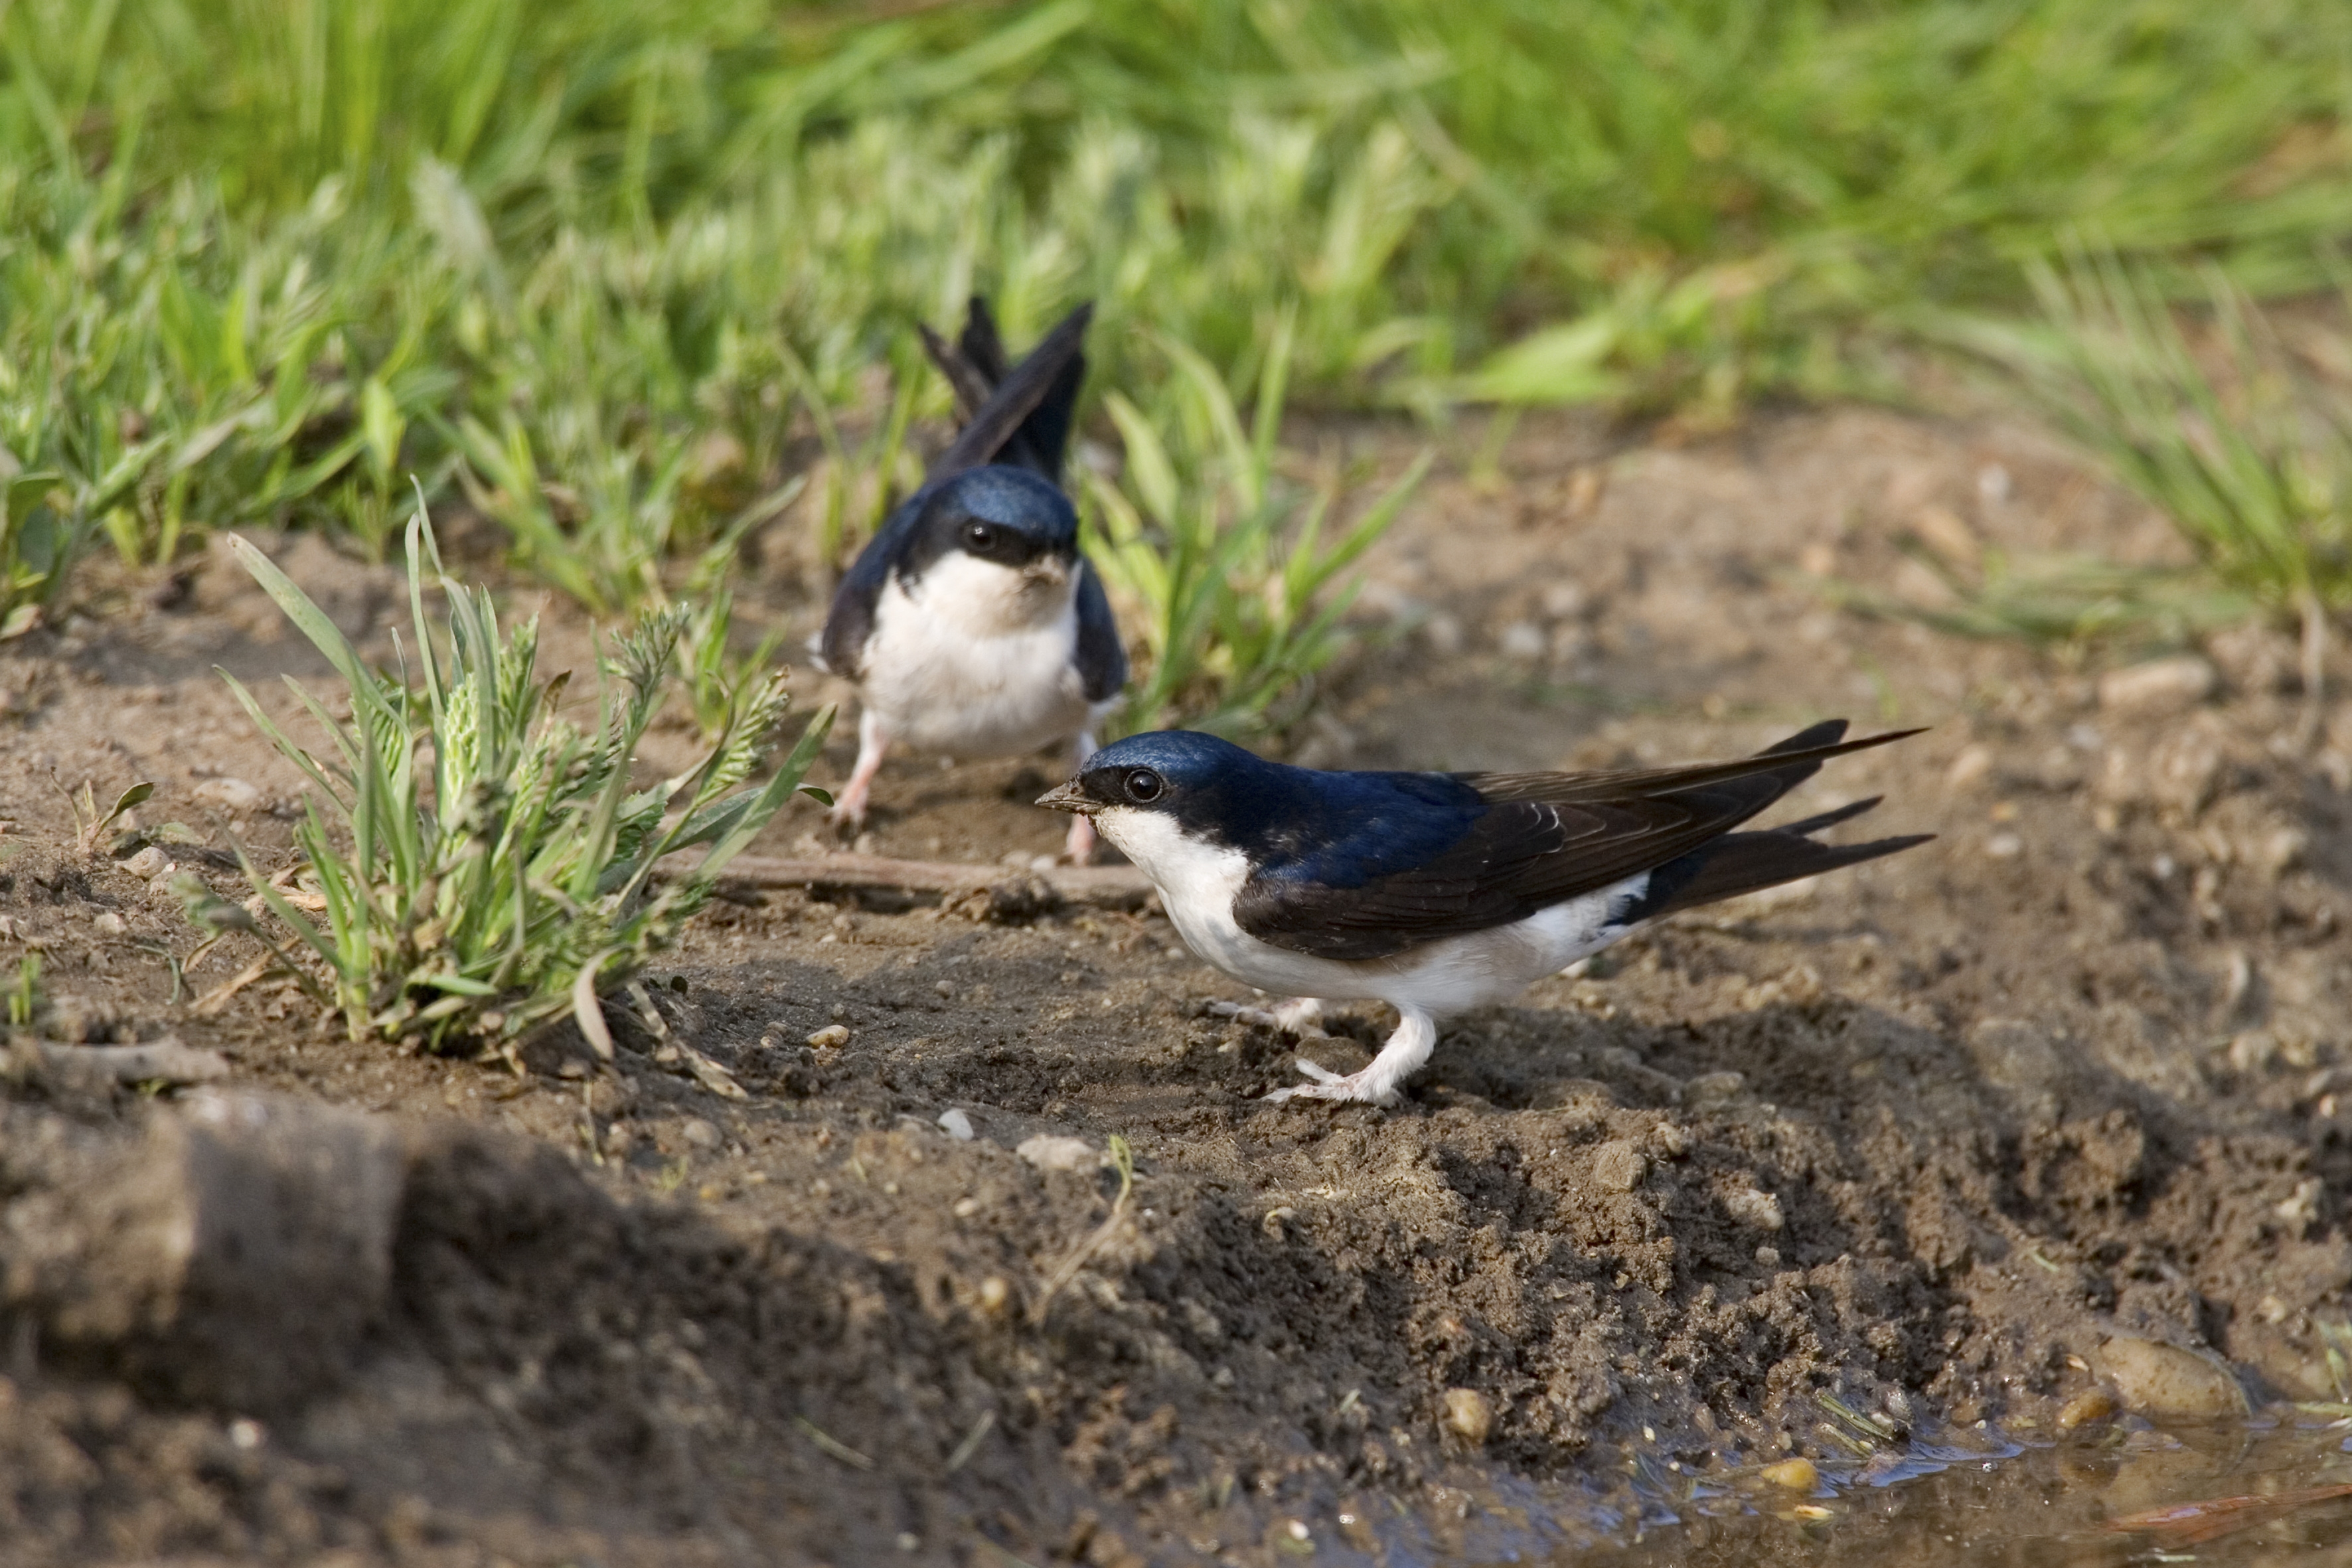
(2, 0, 2349, 661)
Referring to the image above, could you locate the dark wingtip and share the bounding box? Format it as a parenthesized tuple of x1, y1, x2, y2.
(1770, 795, 1883, 838)
(1764, 718, 1849, 753)
(919, 321, 993, 418)
(931, 300, 1095, 480)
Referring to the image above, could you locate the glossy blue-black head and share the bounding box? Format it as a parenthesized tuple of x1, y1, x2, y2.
(892, 467, 1077, 581)
(1042, 730, 1265, 817)
(1040, 729, 1487, 879)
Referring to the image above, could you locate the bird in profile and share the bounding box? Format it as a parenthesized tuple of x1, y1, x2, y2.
(1040, 721, 1928, 1105)
(817, 299, 1127, 862)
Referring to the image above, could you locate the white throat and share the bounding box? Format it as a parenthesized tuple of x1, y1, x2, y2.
(901, 550, 1074, 637)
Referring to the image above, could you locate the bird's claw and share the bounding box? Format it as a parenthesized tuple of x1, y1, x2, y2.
(1261, 1058, 1399, 1107)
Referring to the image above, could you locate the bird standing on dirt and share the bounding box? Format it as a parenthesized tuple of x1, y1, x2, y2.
(817, 300, 1127, 862)
(1039, 721, 1927, 1105)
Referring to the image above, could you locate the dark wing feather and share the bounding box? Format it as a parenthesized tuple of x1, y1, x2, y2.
(919, 321, 994, 420)
(1073, 560, 1128, 703)
(957, 295, 1012, 382)
(931, 301, 1093, 482)
(1646, 825, 1932, 918)
(921, 299, 1072, 477)
(1458, 722, 1917, 804)
(1235, 723, 1920, 962)
(817, 541, 895, 680)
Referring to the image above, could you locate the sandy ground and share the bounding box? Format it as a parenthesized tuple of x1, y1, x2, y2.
(3, 404, 2351, 1565)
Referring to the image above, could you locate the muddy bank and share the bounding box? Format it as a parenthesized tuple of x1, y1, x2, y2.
(3, 406, 2351, 1563)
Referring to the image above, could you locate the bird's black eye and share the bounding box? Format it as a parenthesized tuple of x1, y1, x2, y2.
(963, 522, 996, 552)
(1124, 769, 1164, 803)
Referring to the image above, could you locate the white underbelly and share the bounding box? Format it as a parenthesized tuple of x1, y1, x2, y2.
(1101, 806, 1644, 1018)
(1172, 884, 1636, 1016)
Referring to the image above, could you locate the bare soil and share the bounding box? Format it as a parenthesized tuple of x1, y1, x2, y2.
(4, 405, 2351, 1567)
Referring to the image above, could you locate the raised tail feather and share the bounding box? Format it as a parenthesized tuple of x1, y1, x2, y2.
(921, 297, 1091, 485)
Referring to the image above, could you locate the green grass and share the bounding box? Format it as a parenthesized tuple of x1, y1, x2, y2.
(1083, 314, 1427, 736)
(189, 507, 832, 1055)
(3, 0, 2348, 698)
(1932, 250, 2352, 685)
(3, 952, 36, 1031)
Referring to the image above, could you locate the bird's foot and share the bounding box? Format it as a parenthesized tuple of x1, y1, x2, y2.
(1261, 1057, 1400, 1107)
(1204, 998, 1327, 1038)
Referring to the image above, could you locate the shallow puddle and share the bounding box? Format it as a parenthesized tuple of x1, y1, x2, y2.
(1326, 1419, 2352, 1566)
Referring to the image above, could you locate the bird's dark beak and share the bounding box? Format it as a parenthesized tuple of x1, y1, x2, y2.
(1036, 780, 1096, 815)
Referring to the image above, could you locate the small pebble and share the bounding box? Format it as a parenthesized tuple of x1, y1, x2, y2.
(976, 1277, 1012, 1318)
(1016, 1134, 1097, 1172)
(937, 1108, 975, 1140)
(120, 846, 171, 879)
(807, 1024, 850, 1049)
(1726, 1187, 1784, 1231)
(2055, 1389, 2116, 1433)
(92, 911, 127, 935)
(680, 1119, 721, 1150)
(193, 776, 264, 812)
(1499, 621, 1547, 661)
(2098, 1336, 2247, 1419)
(1985, 830, 2023, 859)
(934, 980, 955, 998)
(1755, 1245, 1782, 1267)
(1441, 1387, 1494, 1445)
(952, 1197, 982, 1218)
(2098, 655, 2216, 717)
(1944, 744, 1994, 791)
(1761, 1457, 1818, 1492)
(1590, 1140, 1646, 1192)
(1684, 1071, 1745, 1107)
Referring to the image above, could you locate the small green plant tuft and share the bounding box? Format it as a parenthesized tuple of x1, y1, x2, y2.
(0, 473, 88, 640)
(55, 777, 157, 856)
(678, 578, 790, 745)
(4, 953, 37, 1030)
(194, 506, 832, 1055)
(1081, 313, 1429, 738)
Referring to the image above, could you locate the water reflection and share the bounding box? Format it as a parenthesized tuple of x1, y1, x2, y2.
(1316, 1419, 2352, 1565)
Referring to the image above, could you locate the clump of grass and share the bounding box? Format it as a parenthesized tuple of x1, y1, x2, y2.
(2011, 248, 2352, 703)
(54, 777, 155, 855)
(678, 574, 788, 744)
(0, 471, 85, 639)
(194, 507, 831, 1056)
(1080, 312, 1429, 738)
(1820, 544, 2250, 655)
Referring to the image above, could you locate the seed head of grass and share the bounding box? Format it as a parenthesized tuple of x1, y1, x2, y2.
(195, 502, 831, 1055)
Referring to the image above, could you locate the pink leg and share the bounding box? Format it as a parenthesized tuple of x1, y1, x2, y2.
(830, 709, 889, 831)
(1061, 730, 1099, 863)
